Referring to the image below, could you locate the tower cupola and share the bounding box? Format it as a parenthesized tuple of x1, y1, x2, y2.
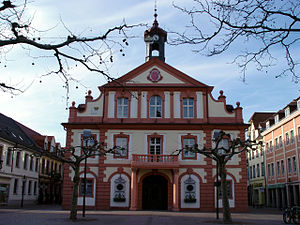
(144, 7, 167, 62)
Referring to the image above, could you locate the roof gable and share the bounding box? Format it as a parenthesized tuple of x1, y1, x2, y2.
(102, 58, 212, 89)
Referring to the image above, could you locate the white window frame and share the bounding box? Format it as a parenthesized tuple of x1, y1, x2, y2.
(182, 98, 194, 118)
(115, 137, 128, 157)
(117, 97, 129, 118)
(149, 96, 162, 118)
(149, 137, 161, 155)
(183, 138, 196, 158)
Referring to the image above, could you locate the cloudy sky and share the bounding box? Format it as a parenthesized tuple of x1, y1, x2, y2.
(1, 0, 299, 145)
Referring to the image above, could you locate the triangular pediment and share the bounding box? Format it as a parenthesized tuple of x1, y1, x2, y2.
(103, 58, 211, 88)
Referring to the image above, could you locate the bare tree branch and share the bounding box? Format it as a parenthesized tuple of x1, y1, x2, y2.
(171, 0, 300, 82)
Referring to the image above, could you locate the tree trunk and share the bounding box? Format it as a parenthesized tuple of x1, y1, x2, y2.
(219, 162, 232, 223)
(70, 165, 80, 221)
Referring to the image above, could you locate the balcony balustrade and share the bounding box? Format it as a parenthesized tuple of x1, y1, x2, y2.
(131, 154, 179, 169)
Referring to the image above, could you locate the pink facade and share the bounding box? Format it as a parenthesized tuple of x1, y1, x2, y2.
(262, 97, 300, 208)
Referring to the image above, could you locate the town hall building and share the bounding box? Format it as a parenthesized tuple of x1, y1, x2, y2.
(62, 15, 248, 212)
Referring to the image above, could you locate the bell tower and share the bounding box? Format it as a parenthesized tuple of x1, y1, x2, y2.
(144, 6, 167, 62)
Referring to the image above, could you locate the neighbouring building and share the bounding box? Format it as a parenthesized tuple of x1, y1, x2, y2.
(18, 125, 64, 205)
(262, 97, 300, 208)
(62, 15, 248, 212)
(0, 113, 41, 206)
(247, 112, 275, 207)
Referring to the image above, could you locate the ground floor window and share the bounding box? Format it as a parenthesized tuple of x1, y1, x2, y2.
(80, 179, 93, 197)
(0, 184, 9, 204)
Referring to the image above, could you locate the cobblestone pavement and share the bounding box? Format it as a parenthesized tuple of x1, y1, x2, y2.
(0, 205, 284, 225)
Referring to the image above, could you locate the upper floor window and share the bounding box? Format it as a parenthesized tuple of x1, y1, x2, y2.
(261, 162, 265, 176)
(286, 132, 290, 145)
(267, 164, 270, 178)
(182, 138, 196, 159)
(288, 158, 292, 173)
(277, 161, 280, 176)
(266, 122, 270, 130)
(298, 127, 300, 141)
(270, 140, 273, 152)
(50, 145, 55, 152)
(41, 158, 45, 174)
(35, 158, 39, 172)
(275, 138, 279, 149)
(285, 108, 290, 117)
(298, 100, 300, 110)
(182, 98, 194, 118)
(253, 165, 256, 178)
(15, 151, 20, 168)
(291, 130, 294, 144)
(293, 156, 297, 172)
(6, 149, 12, 166)
(266, 143, 269, 153)
(271, 163, 274, 177)
(115, 137, 128, 158)
(24, 153, 28, 170)
(250, 166, 252, 179)
(149, 96, 162, 118)
(117, 97, 129, 118)
(279, 136, 283, 148)
(29, 156, 34, 171)
(281, 160, 285, 175)
(149, 137, 161, 155)
(44, 142, 48, 151)
(257, 163, 260, 177)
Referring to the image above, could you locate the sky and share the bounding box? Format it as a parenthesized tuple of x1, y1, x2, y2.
(1, 0, 299, 146)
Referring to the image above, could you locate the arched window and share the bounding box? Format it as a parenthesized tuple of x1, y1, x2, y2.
(149, 96, 162, 118)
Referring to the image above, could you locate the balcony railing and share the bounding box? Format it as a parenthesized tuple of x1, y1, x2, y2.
(131, 154, 179, 169)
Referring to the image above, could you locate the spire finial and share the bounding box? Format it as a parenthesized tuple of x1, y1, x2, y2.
(153, 0, 158, 26)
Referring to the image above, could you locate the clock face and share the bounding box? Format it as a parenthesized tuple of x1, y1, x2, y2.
(148, 68, 162, 82)
(153, 35, 159, 41)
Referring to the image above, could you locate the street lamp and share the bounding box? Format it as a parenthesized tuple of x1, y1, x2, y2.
(20, 175, 26, 207)
(82, 130, 94, 217)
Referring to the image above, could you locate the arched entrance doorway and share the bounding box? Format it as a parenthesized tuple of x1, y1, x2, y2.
(142, 175, 168, 210)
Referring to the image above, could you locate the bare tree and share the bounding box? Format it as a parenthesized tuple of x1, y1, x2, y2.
(58, 139, 119, 221)
(0, 0, 139, 96)
(174, 131, 259, 223)
(172, 0, 300, 82)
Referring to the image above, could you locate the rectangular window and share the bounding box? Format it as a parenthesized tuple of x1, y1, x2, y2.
(149, 96, 162, 118)
(183, 98, 194, 118)
(256, 149, 259, 158)
(291, 130, 294, 144)
(15, 151, 20, 168)
(253, 165, 256, 178)
(286, 132, 290, 145)
(34, 181, 37, 195)
(117, 97, 129, 118)
(281, 160, 285, 175)
(257, 163, 260, 177)
(149, 137, 161, 155)
(288, 158, 292, 173)
(275, 138, 278, 149)
(183, 138, 196, 158)
(298, 127, 300, 141)
(29, 156, 33, 171)
(250, 166, 252, 179)
(268, 164, 270, 178)
(274, 115, 279, 123)
(279, 136, 283, 148)
(50, 161, 54, 174)
(54, 163, 57, 173)
(270, 141, 273, 152)
(115, 137, 128, 157)
(6, 149, 12, 166)
(23, 153, 28, 170)
(266, 143, 269, 153)
(293, 156, 297, 172)
(277, 161, 280, 176)
(13, 179, 18, 194)
(22, 180, 26, 196)
(261, 162, 265, 176)
(271, 163, 274, 177)
(35, 158, 39, 172)
(28, 181, 32, 195)
(80, 179, 93, 197)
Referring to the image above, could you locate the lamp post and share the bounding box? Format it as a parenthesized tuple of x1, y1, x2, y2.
(20, 175, 26, 207)
(82, 130, 93, 217)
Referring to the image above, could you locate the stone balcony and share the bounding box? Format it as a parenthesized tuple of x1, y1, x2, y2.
(131, 154, 179, 169)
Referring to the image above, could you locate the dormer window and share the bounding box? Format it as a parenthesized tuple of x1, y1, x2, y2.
(266, 121, 270, 130)
(298, 100, 300, 110)
(285, 108, 290, 117)
(274, 115, 279, 124)
(44, 142, 48, 151)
